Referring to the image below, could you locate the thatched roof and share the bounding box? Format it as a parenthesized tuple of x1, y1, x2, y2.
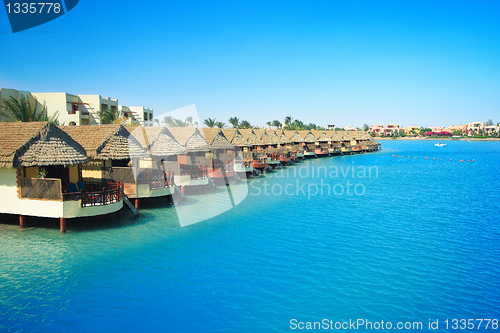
(239, 129, 264, 146)
(62, 124, 147, 160)
(0, 122, 89, 168)
(222, 129, 251, 147)
(311, 130, 330, 142)
(284, 131, 305, 143)
(329, 131, 342, 142)
(128, 126, 187, 156)
(200, 128, 234, 150)
(336, 130, 353, 141)
(265, 129, 282, 145)
(276, 130, 291, 144)
(297, 130, 317, 143)
(168, 127, 210, 152)
(253, 129, 274, 145)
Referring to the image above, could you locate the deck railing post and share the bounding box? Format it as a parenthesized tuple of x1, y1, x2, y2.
(80, 190, 85, 207)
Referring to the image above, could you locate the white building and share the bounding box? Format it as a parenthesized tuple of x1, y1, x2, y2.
(30, 92, 94, 125)
(120, 106, 154, 126)
(2, 88, 153, 127)
(467, 122, 486, 136)
(484, 125, 499, 136)
(78, 94, 119, 125)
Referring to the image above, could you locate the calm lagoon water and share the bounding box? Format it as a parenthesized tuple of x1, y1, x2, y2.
(1, 140, 499, 332)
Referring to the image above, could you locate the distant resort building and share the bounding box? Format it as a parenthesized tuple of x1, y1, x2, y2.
(404, 126, 420, 135)
(370, 122, 498, 137)
(120, 106, 154, 127)
(484, 125, 500, 135)
(446, 124, 467, 133)
(467, 122, 486, 135)
(429, 126, 445, 133)
(1, 88, 153, 126)
(369, 125, 385, 135)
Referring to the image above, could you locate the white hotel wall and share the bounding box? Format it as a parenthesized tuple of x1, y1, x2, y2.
(79, 94, 119, 125)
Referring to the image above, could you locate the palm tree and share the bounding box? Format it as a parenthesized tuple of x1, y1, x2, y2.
(228, 117, 239, 128)
(97, 109, 121, 125)
(284, 116, 292, 126)
(239, 120, 251, 129)
(215, 121, 225, 128)
(0, 95, 59, 123)
(266, 121, 272, 128)
(163, 116, 198, 127)
(272, 120, 282, 129)
(204, 118, 217, 128)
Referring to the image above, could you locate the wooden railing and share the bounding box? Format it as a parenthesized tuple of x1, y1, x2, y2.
(78, 181, 124, 207)
(19, 178, 62, 201)
(147, 172, 175, 190)
(20, 178, 124, 207)
(180, 164, 208, 180)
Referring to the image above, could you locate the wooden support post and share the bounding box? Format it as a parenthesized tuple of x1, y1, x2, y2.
(135, 198, 140, 209)
(60, 218, 66, 233)
(181, 186, 185, 194)
(19, 215, 26, 228)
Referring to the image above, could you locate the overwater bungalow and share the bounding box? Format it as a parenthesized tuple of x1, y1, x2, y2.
(348, 131, 363, 153)
(266, 129, 292, 166)
(168, 127, 211, 190)
(337, 131, 354, 154)
(126, 126, 188, 203)
(254, 129, 282, 168)
(349, 131, 368, 152)
(358, 131, 379, 152)
(0, 122, 125, 233)
(284, 130, 305, 160)
(275, 129, 297, 163)
(328, 131, 343, 155)
(222, 128, 256, 176)
(297, 130, 317, 159)
(310, 130, 331, 157)
(200, 128, 236, 186)
(62, 124, 148, 208)
(239, 129, 269, 173)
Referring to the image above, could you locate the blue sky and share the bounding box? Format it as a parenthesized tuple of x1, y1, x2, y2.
(1, 1, 499, 128)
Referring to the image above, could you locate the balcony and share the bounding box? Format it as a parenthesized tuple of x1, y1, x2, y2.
(19, 178, 123, 208)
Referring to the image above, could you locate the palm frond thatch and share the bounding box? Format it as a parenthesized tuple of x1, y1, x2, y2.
(0, 122, 88, 168)
(168, 127, 210, 152)
(62, 124, 148, 160)
(128, 126, 187, 156)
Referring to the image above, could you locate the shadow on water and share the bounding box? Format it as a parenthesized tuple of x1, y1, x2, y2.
(0, 184, 237, 234)
(0, 195, 180, 233)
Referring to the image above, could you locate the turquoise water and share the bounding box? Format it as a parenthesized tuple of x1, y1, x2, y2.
(1, 140, 499, 332)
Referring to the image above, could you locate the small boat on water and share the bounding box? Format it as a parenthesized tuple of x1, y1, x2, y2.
(435, 143, 447, 147)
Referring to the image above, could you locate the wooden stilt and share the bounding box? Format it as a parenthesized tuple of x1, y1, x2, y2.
(135, 198, 140, 209)
(60, 218, 66, 233)
(181, 186, 185, 194)
(19, 215, 26, 228)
